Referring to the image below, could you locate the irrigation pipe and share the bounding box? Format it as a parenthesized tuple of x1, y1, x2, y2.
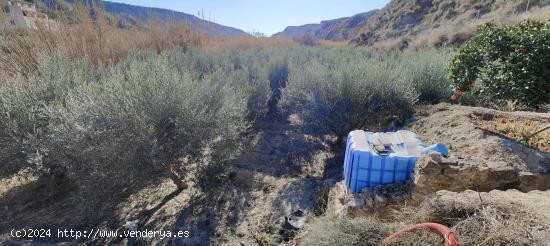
(381, 223, 459, 246)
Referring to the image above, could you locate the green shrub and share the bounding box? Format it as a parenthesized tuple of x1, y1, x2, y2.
(449, 20, 550, 109)
(397, 49, 453, 104)
(0, 46, 452, 194)
(0, 57, 95, 176)
(285, 58, 416, 142)
(167, 48, 273, 121)
(267, 61, 289, 114)
(281, 48, 450, 143)
(0, 52, 252, 193)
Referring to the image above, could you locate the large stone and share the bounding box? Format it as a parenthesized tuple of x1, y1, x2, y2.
(327, 181, 411, 217)
(414, 153, 520, 193)
(408, 104, 550, 194)
(327, 182, 349, 217)
(518, 172, 550, 192)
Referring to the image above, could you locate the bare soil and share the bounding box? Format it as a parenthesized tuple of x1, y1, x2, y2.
(1, 103, 548, 245)
(408, 103, 549, 173)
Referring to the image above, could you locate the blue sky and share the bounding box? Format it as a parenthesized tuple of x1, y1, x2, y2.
(109, 0, 390, 35)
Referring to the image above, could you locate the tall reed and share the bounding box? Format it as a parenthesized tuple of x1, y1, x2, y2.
(0, 1, 210, 81)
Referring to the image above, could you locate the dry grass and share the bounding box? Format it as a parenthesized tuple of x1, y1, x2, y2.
(491, 118, 550, 152)
(388, 230, 443, 246)
(317, 39, 349, 47)
(299, 216, 390, 246)
(409, 23, 478, 49)
(389, 201, 548, 245)
(208, 35, 295, 51)
(410, 5, 550, 49)
(451, 205, 547, 245)
(0, 3, 299, 82)
(369, 37, 410, 51)
(0, 2, 207, 81)
(301, 193, 550, 246)
(0, 168, 39, 199)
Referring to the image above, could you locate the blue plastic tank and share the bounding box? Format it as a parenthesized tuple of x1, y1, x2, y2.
(343, 130, 424, 192)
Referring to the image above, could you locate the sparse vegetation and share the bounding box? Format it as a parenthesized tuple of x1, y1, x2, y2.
(0, 52, 251, 193)
(1, 1, 548, 245)
(0, 2, 295, 83)
(0, 46, 453, 194)
(301, 216, 390, 246)
(281, 48, 452, 142)
(301, 193, 549, 246)
(0, 3, 211, 81)
(0, 42, 455, 242)
(492, 118, 550, 152)
(354, 0, 550, 50)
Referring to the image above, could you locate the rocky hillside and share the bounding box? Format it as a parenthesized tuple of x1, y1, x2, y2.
(40, 0, 247, 37)
(102, 1, 247, 37)
(272, 10, 379, 40)
(352, 0, 550, 48)
(275, 0, 550, 48)
(409, 104, 550, 193)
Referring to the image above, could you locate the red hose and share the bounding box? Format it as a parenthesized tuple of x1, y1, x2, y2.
(381, 223, 459, 246)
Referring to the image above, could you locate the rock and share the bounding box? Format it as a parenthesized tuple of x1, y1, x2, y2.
(409, 104, 550, 194)
(284, 209, 307, 229)
(327, 182, 348, 217)
(414, 154, 521, 193)
(374, 194, 386, 203)
(123, 220, 139, 231)
(518, 172, 550, 192)
(327, 181, 411, 216)
(348, 196, 366, 207)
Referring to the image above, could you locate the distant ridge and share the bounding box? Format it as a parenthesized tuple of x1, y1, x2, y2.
(351, 0, 550, 48)
(41, 0, 248, 37)
(272, 10, 379, 41)
(274, 0, 550, 48)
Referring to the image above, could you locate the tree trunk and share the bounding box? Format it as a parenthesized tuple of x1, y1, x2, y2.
(163, 162, 187, 190)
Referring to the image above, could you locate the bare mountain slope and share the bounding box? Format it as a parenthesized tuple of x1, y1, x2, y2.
(274, 0, 550, 47)
(352, 0, 550, 48)
(40, 0, 247, 37)
(273, 10, 379, 41)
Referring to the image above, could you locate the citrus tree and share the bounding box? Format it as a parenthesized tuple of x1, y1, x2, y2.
(449, 20, 550, 109)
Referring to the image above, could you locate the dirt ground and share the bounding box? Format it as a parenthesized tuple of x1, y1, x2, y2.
(92, 104, 550, 245)
(88, 112, 342, 245)
(0, 103, 548, 245)
(407, 104, 550, 194)
(408, 103, 549, 174)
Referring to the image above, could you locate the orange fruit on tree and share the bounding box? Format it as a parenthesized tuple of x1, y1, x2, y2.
(450, 95, 458, 104)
